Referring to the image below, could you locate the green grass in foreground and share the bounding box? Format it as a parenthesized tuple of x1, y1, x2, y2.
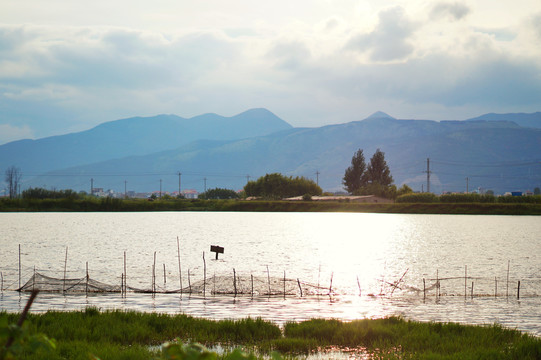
(1, 309, 541, 359)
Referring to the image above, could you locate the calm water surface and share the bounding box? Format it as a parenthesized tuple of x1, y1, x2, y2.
(1, 212, 540, 336)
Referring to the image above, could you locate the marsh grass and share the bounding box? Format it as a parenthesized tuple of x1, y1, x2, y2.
(1, 310, 540, 359)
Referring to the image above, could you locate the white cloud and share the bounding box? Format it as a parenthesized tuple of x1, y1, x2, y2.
(346, 7, 418, 62)
(430, 2, 471, 21)
(0, 124, 34, 143)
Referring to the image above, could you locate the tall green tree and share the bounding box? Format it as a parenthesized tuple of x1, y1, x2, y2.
(342, 149, 367, 194)
(198, 188, 239, 200)
(366, 149, 393, 186)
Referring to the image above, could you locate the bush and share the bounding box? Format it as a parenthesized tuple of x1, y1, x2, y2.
(396, 193, 438, 203)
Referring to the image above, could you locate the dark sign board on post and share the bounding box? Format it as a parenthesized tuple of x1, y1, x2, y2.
(210, 245, 224, 260)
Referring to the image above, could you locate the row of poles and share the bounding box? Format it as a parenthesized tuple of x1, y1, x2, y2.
(5, 244, 527, 300)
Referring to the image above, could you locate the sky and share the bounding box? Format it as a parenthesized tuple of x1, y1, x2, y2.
(1, 0, 540, 144)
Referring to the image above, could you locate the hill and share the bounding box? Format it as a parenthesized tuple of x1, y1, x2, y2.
(0, 108, 292, 174)
(23, 114, 541, 195)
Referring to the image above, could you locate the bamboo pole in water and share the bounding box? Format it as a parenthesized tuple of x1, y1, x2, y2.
(163, 264, 166, 285)
(63, 247, 68, 293)
(297, 278, 303, 297)
(517, 281, 521, 300)
(329, 272, 334, 295)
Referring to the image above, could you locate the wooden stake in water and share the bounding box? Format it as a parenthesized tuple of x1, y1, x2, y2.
(163, 264, 166, 286)
(283, 271, 286, 299)
(464, 265, 467, 298)
(329, 272, 334, 295)
(86, 262, 89, 294)
(213, 272, 216, 296)
(251, 274, 254, 298)
(436, 269, 439, 297)
(506, 260, 510, 298)
(471, 281, 474, 298)
(153, 251, 157, 293)
(124, 251, 128, 293)
(202, 252, 206, 298)
(177, 237, 182, 294)
(188, 269, 191, 294)
(357, 276, 361, 296)
(233, 268, 237, 296)
(1, 271, 3, 293)
(18, 244, 21, 289)
(495, 277, 497, 297)
(32, 266, 35, 292)
(63, 246, 68, 293)
(517, 280, 521, 300)
(266, 265, 271, 296)
(423, 278, 426, 300)
(297, 278, 303, 297)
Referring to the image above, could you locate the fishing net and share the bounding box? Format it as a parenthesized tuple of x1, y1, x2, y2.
(17, 272, 330, 296)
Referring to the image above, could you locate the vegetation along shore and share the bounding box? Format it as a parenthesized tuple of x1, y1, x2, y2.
(1, 196, 541, 215)
(1, 308, 541, 359)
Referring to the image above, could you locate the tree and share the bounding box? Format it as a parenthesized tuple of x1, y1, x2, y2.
(342, 149, 367, 194)
(198, 188, 239, 200)
(396, 184, 413, 197)
(366, 149, 393, 186)
(244, 173, 322, 199)
(535, 187, 541, 195)
(4, 165, 22, 199)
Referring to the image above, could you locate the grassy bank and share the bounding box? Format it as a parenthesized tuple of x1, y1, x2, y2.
(1, 309, 540, 359)
(2, 197, 541, 214)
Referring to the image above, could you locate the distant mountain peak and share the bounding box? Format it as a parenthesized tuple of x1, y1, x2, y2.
(365, 111, 396, 120)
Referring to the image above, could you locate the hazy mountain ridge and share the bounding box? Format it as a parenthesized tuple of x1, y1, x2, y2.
(0, 108, 292, 174)
(21, 111, 541, 194)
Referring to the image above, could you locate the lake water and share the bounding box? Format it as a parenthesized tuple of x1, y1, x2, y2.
(1, 212, 540, 337)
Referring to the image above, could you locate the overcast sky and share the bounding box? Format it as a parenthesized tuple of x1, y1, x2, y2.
(1, 0, 540, 144)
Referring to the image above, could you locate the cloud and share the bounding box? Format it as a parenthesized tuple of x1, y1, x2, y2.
(0, 124, 34, 144)
(430, 2, 471, 21)
(346, 7, 417, 62)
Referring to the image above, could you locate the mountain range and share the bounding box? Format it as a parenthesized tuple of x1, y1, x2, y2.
(1, 109, 540, 195)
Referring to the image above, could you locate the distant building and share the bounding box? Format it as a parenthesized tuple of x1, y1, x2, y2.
(181, 189, 198, 199)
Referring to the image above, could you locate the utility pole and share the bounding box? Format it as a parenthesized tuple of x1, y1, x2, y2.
(159, 179, 162, 199)
(246, 175, 250, 184)
(424, 158, 431, 193)
(124, 180, 127, 198)
(315, 170, 320, 186)
(91, 178, 94, 195)
(466, 177, 469, 194)
(178, 172, 181, 196)
(203, 177, 207, 193)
